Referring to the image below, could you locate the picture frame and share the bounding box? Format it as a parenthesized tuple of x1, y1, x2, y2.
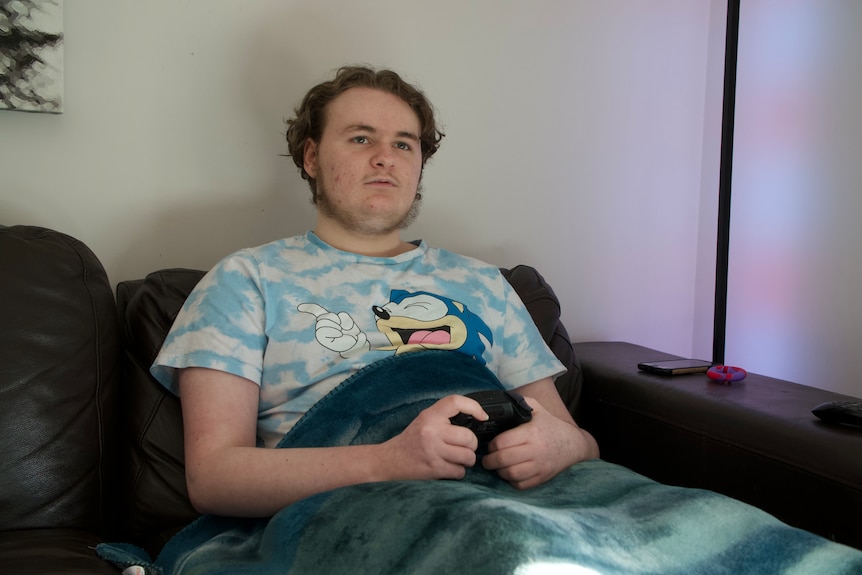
(0, 0, 64, 114)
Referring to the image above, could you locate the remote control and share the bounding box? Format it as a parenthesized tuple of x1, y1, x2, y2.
(812, 400, 862, 428)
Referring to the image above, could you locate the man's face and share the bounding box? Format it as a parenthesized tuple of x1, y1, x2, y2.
(303, 87, 424, 237)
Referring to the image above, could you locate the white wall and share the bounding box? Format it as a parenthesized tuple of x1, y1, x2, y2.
(1, 1, 719, 361)
(692, 0, 728, 361)
(726, 1, 862, 397)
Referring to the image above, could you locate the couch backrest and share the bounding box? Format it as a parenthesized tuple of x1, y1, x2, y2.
(117, 264, 582, 554)
(116, 269, 206, 554)
(501, 265, 583, 416)
(0, 225, 120, 534)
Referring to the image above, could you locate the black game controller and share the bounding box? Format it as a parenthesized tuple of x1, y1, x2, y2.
(450, 390, 533, 443)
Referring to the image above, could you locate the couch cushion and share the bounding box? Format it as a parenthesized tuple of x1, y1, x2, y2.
(0, 225, 119, 534)
(0, 528, 119, 575)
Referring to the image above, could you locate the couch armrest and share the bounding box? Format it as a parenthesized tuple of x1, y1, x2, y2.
(573, 341, 862, 550)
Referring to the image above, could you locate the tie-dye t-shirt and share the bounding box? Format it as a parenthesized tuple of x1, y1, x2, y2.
(152, 232, 564, 448)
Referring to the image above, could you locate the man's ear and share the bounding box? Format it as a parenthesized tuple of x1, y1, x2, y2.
(303, 139, 319, 178)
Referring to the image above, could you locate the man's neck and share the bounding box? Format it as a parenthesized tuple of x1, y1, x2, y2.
(313, 220, 417, 257)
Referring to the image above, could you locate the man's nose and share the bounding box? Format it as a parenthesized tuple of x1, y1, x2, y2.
(371, 145, 395, 168)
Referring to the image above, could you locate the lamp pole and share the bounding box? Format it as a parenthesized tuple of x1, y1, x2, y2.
(713, 0, 741, 366)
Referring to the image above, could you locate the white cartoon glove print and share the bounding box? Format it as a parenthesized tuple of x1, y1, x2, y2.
(297, 303, 370, 357)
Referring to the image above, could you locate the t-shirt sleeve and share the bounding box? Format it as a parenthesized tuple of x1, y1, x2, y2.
(150, 251, 268, 394)
(492, 275, 566, 389)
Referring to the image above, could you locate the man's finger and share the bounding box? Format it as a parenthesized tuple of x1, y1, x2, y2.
(440, 394, 488, 421)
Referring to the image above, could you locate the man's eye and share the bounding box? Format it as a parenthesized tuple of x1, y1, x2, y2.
(352, 136, 368, 144)
(395, 142, 412, 151)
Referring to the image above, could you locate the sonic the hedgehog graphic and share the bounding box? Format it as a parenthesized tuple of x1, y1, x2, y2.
(372, 290, 493, 364)
(297, 290, 493, 364)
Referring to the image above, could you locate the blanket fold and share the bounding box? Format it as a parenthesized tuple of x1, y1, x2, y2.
(98, 351, 862, 574)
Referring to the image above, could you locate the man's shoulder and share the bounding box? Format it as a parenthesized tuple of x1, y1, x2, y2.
(422, 245, 502, 276)
(198, 234, 314, 286)
(242, 233, 309, 257)
(213, 234, 311, 266)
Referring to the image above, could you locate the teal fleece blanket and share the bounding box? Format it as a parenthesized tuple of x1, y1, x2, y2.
(97, 351, 862, 574)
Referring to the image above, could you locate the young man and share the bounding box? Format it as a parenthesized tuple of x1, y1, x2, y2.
(153, 66, 599, 518)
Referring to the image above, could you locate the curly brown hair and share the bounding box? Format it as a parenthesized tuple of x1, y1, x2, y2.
(285, 66, 444, 202)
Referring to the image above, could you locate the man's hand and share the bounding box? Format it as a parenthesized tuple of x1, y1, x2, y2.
(480, 378, 600, 490)
(479, 396, 580, 489)
(379, 395, 489, 481)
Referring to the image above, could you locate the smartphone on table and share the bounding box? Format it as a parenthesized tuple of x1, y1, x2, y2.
(637, 358, 712, 376)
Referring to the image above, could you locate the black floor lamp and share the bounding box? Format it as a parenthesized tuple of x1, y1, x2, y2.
(712, 0, 741, 366)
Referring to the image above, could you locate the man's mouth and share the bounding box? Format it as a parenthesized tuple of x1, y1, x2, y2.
(365, 176, 397, 187)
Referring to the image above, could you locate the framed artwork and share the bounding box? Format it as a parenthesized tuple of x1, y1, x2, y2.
(0, 0, 64, 113)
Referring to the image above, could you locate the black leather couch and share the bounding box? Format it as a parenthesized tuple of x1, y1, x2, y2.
(2, 224, 861, 574)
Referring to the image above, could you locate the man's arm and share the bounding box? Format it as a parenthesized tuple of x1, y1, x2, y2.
(481, 376, 599, 489)
(179, 366, 489, 517)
